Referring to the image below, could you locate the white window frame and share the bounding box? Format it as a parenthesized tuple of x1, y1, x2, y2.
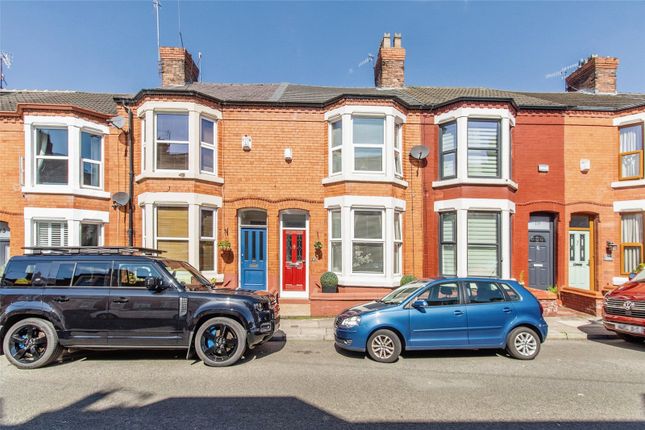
(137, 101, 223, 183)
(393, 211, 403, 275)
(199, 116, 217, 175)
(351, 208, 385, 274)
(34, 126, 69, 186)
(138, 192, 223, 281)
(154, 111, 190, 172)
(433, 107, 517, 190)
(199, 207, 217, 272)
(324, 196, 405, 287)
(323, 105, 407, 187)
(80, 129, 104, 190)
(79, 221, 104, 246)
(329, 119, 343, 176)
(34, 220, 69, 247)
(23, 116, 110, 199)
(394, 122, 403, 178)
(328, 209, 343, 274)
(23, 208, 109, 249)
(352, 115, 386, 174)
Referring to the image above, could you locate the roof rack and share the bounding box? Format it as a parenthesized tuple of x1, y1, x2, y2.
(22, 246, 165, 256)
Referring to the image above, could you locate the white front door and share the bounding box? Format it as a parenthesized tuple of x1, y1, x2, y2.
(568, 231, 591, 290)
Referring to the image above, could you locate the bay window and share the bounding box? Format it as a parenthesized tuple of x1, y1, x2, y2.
(81, 131, 102, 188)
(330, 120, 342, 174)
(156, 113, 189, 170)
(439, 211, 457, 276)
(330, 210, 342, 273)
(200, 117, 216, 174)
(439, 122, 457, 180)
(353, 117, 385, 172)
(619, 124, 643, 180)
(352, 210, 384, 273)
(35, 221, 69, 247)
(35, 128, 69, 185)
(620, 213, 643, 274)
(199, 208, 216, 271)
(467, 211, 500, 277)
(156, 206, 189, 262)
(467, 119, 500, 178)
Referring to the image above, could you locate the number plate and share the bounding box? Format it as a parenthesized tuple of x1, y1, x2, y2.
(616, 323, 645, 335)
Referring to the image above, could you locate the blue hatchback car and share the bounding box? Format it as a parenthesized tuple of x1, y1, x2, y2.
(334, 278, 548, 363)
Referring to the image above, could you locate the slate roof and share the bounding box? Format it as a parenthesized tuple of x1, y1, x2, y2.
(0, 90, 121, 115)
(3, 84, 645, 115)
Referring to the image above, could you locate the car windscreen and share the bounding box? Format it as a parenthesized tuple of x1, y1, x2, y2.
(378, 281, 427, 304)
(159, 259, 212, 291)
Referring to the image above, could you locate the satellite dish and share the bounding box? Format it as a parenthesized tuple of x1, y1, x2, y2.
(109, 115, 126, 129)
(409, 145, 430, 160)
(111, 192, 130, 207)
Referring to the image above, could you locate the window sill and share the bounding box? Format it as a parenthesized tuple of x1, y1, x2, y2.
(322, 174, 408, 187)
(136, 171, 224, 184)
(611, 178, 645, 189)
(21, 186, 111, 199)
(432, 177, 518, 190)
(337, 274, 402, 288)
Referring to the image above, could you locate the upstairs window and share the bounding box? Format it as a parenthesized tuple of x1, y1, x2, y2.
(619, 124, 643, 180)
(35, 128, 68, 185)
(353, 117, 384, 172)
(467, 120, 500, 178)
(394, 123, 403, 177)
(330, 120, 343, 174)
(439, 122, 457, 179)
(200, 117, 216, 174)
(156, 113, 189, 170)
(81, 131, 102, 188)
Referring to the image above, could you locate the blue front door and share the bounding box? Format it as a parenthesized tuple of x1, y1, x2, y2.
(240, 227, 267, 291)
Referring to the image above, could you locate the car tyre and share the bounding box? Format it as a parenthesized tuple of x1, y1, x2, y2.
(506, 326, 541, 360)
(195, 317, 247, 367)
(367, 329, 401, 363)
(3, 318, 63, 370)
(617, 333, 644, 344)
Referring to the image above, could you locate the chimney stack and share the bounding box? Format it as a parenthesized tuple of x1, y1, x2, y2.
(374, 32, 406, 88)
(565, 55, 619, 94)
(159, 47, 200, 87)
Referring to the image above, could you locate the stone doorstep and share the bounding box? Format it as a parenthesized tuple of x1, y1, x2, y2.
(270, 316, 619, 342)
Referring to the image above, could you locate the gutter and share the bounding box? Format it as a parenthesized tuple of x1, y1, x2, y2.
(127, 107, 134, 247)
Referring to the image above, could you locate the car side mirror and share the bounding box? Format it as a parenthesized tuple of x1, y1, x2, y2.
(145, 277, 166, 292)
(412, 300, 427, 309)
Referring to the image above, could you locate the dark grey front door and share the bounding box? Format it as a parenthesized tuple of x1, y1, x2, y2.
(528, 215, 554, 290)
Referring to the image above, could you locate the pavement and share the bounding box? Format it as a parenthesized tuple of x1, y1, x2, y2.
(0, 338, 643, 429)
(276, 315, 617, 341)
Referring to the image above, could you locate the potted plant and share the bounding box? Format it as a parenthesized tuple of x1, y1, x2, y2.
(400, 274, 416, 286)
(320, 271, 339, 293)
(218, 240, 232, 252)
(313, 241, 323, 251)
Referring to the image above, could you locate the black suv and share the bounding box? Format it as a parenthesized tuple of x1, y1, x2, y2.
(0, 247, 279, 369)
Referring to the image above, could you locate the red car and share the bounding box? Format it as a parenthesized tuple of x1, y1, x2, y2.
(603, 281, 645, 344)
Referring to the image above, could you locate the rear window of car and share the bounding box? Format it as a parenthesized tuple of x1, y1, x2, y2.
(1, 260, 50, 287)
(499, 283, 521, 301)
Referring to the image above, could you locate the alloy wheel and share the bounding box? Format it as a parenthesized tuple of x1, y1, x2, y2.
(200, 323, 239, 362)
(9, 325, 48, 364)
(371, 335, 395, 360)
(514, 332, 537, 357)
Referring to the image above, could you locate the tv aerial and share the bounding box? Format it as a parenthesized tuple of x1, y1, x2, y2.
(111, 192, 131, 209)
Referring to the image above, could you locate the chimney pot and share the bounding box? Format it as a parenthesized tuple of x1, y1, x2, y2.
(382, 33, 391, 48)
(393, 33, 402, 48)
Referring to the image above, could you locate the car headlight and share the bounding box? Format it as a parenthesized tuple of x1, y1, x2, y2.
(339, 315, 361, 328)
(254, 302, 265, 312)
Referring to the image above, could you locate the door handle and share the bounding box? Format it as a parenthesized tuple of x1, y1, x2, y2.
(53, 296, 69, 303)
(112, 297, 129, 304)
(453, 310, 464, 316)
(503, 307, 512, 313)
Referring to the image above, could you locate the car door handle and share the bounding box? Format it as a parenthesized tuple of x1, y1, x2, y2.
(454, 310, 464, 316)
(52, 296, 69, 303)
(503, 307, 512, 313)
(112, 297, 129, 304)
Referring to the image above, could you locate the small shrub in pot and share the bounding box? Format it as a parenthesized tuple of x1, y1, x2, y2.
(400, 275, 416, 286)
(320, 271, 339, 293)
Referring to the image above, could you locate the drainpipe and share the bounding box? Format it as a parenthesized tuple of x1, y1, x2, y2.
(127, 107, 134, 247)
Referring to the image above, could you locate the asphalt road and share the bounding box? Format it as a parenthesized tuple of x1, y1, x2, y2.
(0, 338, 644, 429)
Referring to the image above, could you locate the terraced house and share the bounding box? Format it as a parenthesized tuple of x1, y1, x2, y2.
(2, 34, 645, 316)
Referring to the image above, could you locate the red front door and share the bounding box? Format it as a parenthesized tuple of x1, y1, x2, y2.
(282, 230, 306, 291)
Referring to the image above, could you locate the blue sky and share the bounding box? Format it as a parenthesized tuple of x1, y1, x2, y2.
(1, 1, 645, 94)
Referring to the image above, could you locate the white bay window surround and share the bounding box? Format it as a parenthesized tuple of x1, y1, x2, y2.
(434, 198, 514, 279)
(138, 192, 223, 280)
(612, 113, 645, 188)
(24, 207, 108, 248)
(323, 106, 407, 187)
(22, 116, 109, 199)
(433, 108, 517, 189)
(324, 195, 405, 287)
(137, 101, 223, 183)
